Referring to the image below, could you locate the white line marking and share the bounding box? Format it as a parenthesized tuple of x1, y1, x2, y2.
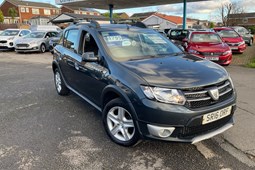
(195, 142, 216, 159)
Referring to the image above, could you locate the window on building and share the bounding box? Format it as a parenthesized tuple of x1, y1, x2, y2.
(21, 7, 25, 13)
(32, 8, 39, 14)
(90, 12, 94, 15)
(26, 8, 29, 13)
(44, 9, 51, 15)
(56, 10, 60, 14)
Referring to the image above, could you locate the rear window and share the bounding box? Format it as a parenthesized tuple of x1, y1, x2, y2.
(191, 33, 222, 43)
(216, 30, 239, 38)
(170, 30, 188, 37)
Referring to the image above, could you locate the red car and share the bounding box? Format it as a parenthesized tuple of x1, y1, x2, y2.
(214, 27, 246, 53)
(184, 31, 232, 65)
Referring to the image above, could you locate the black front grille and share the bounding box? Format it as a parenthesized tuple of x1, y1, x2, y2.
(16, 44, 29, 47)
(180, 114, 233, 138)
(227, 43, 239, 46)
(0, 40, 7, 43)
(183, 80, 233, 109)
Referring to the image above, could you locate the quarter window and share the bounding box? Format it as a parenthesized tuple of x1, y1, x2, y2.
(64, 29, 79, 51)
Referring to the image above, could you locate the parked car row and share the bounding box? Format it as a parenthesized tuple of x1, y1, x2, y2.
(164, 26, 253, 65)
(0, 28, 60, 53)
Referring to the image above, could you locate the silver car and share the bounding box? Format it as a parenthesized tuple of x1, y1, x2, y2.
(15, 31, 58, 53)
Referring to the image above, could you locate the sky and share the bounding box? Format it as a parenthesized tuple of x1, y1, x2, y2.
(1, 0, 255, 22)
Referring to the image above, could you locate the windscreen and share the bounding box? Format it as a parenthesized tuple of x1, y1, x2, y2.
(25, 32, 45, 38)
(217, 30, 239, 38)
(1, 30, 19, 36)
(100, 30, 182, 61)
(191, 33, 222, 43)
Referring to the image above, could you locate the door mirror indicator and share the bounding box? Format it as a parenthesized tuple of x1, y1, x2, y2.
(82, 52, 99, 62)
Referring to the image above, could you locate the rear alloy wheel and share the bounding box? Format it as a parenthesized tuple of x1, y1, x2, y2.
(103, 98, 140, 146)
(54, 69, 69, 95)
(248, 38, 253, 46)
(40, 44, 46, 53)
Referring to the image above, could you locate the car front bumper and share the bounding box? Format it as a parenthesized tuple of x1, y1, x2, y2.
(229, 44, 246, 53)
(133, 91, 236, 143)
(15, 45, 40, 52)
(0, 40, 15, 49)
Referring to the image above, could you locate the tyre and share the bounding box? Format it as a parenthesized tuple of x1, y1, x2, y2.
(103, 98, 140, 146)
(248, 38, 253, 46)
(54, 68, 70, 95)
(40, 44, 46, 53)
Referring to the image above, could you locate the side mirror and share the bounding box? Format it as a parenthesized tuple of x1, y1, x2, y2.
(19, 34, 23, 37)
(82, 52, 99, 62)
(46, 36, 49, 39)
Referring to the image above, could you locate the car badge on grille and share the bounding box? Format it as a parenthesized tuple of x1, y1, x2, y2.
(211, 53, 214, 56)
(208, 88, 219, 100)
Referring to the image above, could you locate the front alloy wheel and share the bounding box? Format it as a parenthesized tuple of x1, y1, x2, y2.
(107, 106, 135, 142)
(103, 98, 140, 146)
(40, 44, 46, 53)
(249, 38, 253, 46)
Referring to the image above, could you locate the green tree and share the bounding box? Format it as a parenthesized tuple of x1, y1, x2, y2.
(102, 12, 120, 19)
(0, 10, 4, 23)
(209, 22, 215, 28)
(8, 7, 18, 23)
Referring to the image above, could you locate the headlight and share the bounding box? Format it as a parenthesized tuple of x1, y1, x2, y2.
(7, 37, 14, 40)
(229, 76, 235, 89)
(141, 86, 186, 105)
(223, 50, 232, 55)
(30, 41, 38, 45)
(238, 41, 245, 46)
(188, 49, 199, 54)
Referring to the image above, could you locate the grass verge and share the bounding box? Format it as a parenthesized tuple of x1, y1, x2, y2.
(246, 58, 255, 68)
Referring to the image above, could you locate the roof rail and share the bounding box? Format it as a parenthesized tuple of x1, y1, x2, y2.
(113, 19, 148, 28)
(132, 22, 147, 28)
(88, 20, 101, 28)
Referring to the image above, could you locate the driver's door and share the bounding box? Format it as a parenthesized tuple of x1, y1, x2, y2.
(74, 30, 108, 106)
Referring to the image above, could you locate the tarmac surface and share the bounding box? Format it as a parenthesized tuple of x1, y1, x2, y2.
(0, 51, 254, 170)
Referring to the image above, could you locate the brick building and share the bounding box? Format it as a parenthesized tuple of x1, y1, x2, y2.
(0, 0, 60, 24)
(228, 13, 255, 26)
(61, 6, 101, 16)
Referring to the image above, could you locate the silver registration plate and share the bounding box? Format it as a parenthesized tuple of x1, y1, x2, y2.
(202, 106, 232, 125)
(205, 57, 219, 61)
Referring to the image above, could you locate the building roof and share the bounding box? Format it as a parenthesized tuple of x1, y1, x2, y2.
(130, 12, 156, 19)
(30, 15, 51, 20)
(6, 0, 58, 8)
(228, 13, 255, 18)
(50, 13, 108, 24)
(62, 5, 100, 13)
(55, 0, 207, 10)
(152, 13, 184, 24)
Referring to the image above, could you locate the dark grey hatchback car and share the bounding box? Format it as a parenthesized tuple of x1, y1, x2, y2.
(52, 21, 237, 146)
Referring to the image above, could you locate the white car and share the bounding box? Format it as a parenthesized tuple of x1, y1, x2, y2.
(0, 29, 31, 49)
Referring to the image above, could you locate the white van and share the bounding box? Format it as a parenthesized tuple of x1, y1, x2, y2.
(30, 25, 61, 32)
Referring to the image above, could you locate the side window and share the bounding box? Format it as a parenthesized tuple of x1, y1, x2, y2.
(65, 29, 79, 51)
(20, 30, 27, 36)
(63, 30, 69, 47)
(50, 32, 58, 37)
(24, 30, 30, 35)
(79, 31, 99, 56)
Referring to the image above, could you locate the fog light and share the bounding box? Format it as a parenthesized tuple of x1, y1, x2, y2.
(147, 124, 175, 138)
